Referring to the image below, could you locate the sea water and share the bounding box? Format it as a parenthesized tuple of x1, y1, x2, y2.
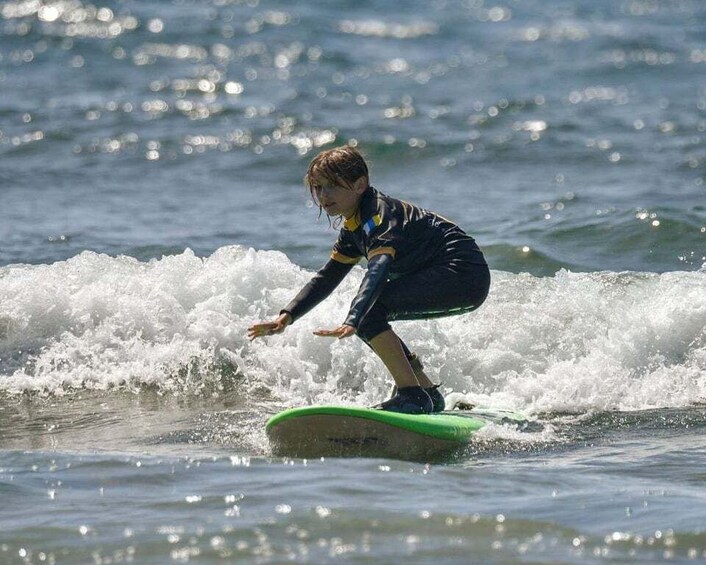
(1, 0, 705, 563)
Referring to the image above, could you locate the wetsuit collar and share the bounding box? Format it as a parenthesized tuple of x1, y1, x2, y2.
(343, 186, 374, 231)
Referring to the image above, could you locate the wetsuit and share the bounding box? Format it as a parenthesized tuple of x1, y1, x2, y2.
(281, 186, 490, 345)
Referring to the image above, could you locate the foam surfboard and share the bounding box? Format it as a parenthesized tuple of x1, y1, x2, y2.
(266, 405, 528, 461)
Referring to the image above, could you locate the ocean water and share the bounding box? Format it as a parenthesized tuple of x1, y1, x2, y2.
(1, 0, 705, 563)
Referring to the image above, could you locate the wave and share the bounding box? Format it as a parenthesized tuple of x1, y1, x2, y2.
(0, 247, 704, 415)
(489, 208, 706, 274)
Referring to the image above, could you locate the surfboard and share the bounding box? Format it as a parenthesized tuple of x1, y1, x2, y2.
(266, 406, 528, 461)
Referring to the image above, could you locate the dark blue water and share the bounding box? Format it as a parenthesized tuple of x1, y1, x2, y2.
(1, 1, 705, 562)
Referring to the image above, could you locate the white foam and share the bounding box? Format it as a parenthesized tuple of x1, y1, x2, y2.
(471, 421, 557, 445)
(1, 248, 704, 415)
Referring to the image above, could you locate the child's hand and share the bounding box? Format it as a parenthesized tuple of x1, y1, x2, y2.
(248, 312, 292, 341)
(313, 324, 356, 339)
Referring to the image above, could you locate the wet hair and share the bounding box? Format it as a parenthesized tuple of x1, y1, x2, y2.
(304, 145, 370, 208)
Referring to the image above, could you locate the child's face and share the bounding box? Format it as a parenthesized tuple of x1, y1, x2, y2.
(312, 176, 367, 219)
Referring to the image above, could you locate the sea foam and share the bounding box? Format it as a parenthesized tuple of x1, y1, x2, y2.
(0, 247, 704, 414)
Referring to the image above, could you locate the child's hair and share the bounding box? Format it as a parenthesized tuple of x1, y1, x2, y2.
(305, 145, 369, 205)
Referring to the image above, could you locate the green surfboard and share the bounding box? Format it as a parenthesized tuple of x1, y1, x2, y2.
(266, 405, 528, 461)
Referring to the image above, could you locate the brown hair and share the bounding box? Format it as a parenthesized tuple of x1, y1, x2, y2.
(305, 145, 369, 206)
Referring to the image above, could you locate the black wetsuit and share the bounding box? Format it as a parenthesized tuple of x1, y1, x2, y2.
(282, 186, 490, 344)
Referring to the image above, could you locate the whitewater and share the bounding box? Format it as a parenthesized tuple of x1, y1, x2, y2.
(2, 247, 703, 416)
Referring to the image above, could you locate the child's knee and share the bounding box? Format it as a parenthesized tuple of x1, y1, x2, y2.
(356, 318, 391, 342)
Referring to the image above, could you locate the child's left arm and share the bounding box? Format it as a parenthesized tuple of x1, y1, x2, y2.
(314, 252, 393, 339)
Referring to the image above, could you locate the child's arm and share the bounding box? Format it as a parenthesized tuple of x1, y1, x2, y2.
(281, 259, 354, 322)
(314, 252, 393, 339)
(343, 252, 392, 328)
(248, 258, 354, 341)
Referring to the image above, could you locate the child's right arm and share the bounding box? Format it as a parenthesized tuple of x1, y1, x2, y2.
(247, 258, 354, 341)
(247, 311, 292, 340)
(280, 258, 354, 322)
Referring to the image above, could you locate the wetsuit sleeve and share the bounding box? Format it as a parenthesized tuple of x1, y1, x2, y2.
(281, 258, 354, 323)
(343, 253, 393, 328)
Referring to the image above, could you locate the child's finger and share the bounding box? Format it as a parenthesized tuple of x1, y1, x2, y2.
(337, 326, 355, 339)
(313, 328, 338, 337)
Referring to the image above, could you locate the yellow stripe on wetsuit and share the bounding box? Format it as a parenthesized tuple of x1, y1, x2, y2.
(368, 246, 396, 259)
(331, 251, 361, 264)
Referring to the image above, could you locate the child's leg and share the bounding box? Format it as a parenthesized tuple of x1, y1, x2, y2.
(397, 339, 433, 387)
(379, 336, 443, 411)
(358, 261, 488, 337)
(368, 329, 423, 388)
(368, 329, 433, 414)
(358, 261, 489, 410)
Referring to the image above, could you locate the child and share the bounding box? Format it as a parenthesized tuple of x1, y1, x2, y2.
(248, 146, 490, 414)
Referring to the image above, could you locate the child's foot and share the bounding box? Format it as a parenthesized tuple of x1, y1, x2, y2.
(381, 384, 445, 413)
(377, 386, 433, 414)
(405, 354, 445, 412)
(426, 384, 446, 413)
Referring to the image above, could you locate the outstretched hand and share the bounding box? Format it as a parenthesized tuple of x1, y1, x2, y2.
(313, 324, 356, 339)
(247, 312, 292, 341)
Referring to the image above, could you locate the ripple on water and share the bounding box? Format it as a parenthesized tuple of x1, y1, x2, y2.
(3, 451, 706, 563)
